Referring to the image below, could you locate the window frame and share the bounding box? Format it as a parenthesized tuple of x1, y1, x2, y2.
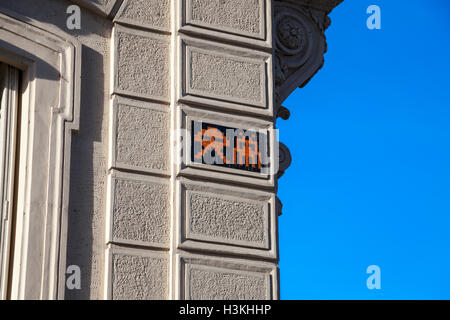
(0, 63, 20, 299)
(0, 8, 81, 299)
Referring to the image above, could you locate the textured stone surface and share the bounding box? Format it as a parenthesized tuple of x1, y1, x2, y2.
(188, 48, 264, 104)
(188, 265, 268, 300)
(112, 252, 168, 300)
(116, 0, 170, 31)
(116, 29, 169, 100)
(188, 192, 266, 246)
(2, 0, 343, 302)
(112, 177, 169, 245)
(189, 0, 262, 37)
(87, 0, 110, 6)
(69, 0, 116, 14)
(2, 0, 113, 300)
(115, 102, 169, 171)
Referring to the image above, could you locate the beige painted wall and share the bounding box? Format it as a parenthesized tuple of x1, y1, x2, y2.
(0, 0, 341, 299)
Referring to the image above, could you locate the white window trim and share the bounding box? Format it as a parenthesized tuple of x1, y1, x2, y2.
(0, 9, 81, 299)
(0, 63, 19, 299)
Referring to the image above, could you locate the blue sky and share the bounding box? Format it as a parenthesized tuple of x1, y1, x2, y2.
(278, 0, 450, 299)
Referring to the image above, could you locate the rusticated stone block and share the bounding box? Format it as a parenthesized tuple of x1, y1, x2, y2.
(188, 266, 267, 300)
(179, 38, 273, 115)
(108, 173, 169, 247)
(189, 49, 262, 102)
(187, 191, 267, 247)
(113, 26, 170, 101)
(177, 178, 277, 259)
(111, 97, 169, 174)
(179, 254, 277, 300)
(115, 0, 170, 32)
(186, 0, 265, 39)
(110, 249, 168, 300)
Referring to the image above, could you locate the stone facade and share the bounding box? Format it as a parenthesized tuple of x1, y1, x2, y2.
(0, 0, 341, 299)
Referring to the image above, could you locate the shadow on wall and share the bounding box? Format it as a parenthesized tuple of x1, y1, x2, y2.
(0, 0, 112, 299)
(65, 44, 105, 300)
(0, 0, 118, 36)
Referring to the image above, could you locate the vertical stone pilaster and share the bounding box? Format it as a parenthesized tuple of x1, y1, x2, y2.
(172, 0, 279, 300)
(105, 0, 172, 300)
(104, 0, 342, 300)
(107, 0, 280, 300)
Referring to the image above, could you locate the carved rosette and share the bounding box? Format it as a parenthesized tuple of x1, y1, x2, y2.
(274, 1, 341, 212)
(274, 0, 341, 119)
(274, 5, 316, 91)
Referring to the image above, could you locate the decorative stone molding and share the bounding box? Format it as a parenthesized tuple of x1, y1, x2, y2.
(277, 142, 292, 179)
(109, 96, 170, 176)
(295, 0, 343, 12)
(106, 7, 173, 301)
(178, 0, 272, 49)
(105, 245, 169, 300)
(111, 25, 170, 103)
(274, 1, 341, 217)
(176, 178, 278, 260)
(69, 0, 121, 17)
(106, 171, 170, 249)
(178, 36, 274, 117)
(274, 0, 342, 119)
(176, 253, 278, 300)
(177, 105, 276, 188)
(0, 0, 344, 301)
(0, 9, 81, 299)
(276, 142, 292, 217)
(114, 0, 171, 33)
(275, 197, 283, 216)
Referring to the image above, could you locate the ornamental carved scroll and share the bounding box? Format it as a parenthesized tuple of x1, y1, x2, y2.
(274, 0, 342, 120)
(274, 1, 342, 211)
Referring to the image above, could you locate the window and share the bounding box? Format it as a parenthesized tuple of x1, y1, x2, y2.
(0, 62, 19, 299)
(0, 9, 80, 299)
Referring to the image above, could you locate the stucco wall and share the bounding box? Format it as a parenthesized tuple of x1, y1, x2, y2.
(0, 0, 340, 299)
(0, 0, 110, 299)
